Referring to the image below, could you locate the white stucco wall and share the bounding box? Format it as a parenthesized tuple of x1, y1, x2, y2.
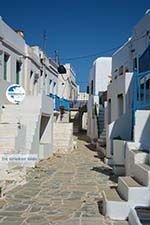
(89, 57, 112, 95)
(87, 57, 112, 140)
(134, 110, 150, 148)
(112, 10, 150, 79)
(87, 95, 99, 140)
(57, 64, 78, 100)
(107, 72, 133, 123)
(95, 57, 112, 95)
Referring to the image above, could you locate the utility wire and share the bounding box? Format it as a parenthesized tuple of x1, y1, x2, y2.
(60, 31, 149, 61)
(61, 46, 121, 61)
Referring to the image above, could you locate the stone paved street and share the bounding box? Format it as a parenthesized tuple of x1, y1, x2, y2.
(0, 135, 128, 225)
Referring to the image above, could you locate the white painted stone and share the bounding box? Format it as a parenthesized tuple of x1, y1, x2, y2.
(102, 189, 130, 220)
(133, 163, 150, 187)
(113, 139, 126, 165)
(117, 176, 150, 205)
(128, 208, 142, 225)
(125, 142, 149, 176)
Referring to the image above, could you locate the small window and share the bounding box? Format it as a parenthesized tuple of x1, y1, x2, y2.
(133, 57, 137, 71)
(30, 71, 33, 78)
(108, 99, 111, 124)
(91, 80, 93, 95)
(4, 53, 10, 81)
(87, 85, 89, 94)
(118, 94, 124, 117)
(16, 60, 22, 84)
(119, 65, 124, 76)
(125, 67, 129, 73)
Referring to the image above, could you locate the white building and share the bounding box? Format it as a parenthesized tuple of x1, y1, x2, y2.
(102, 10, 150, 222)
(0, 16, 78, 170)
(57, 63, 78, 101)
(106, 9, 150, 160)
(87, 57, 112, 141)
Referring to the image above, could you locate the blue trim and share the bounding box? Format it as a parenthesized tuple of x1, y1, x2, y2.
(133, 70, 150, 111)
(49, 94, 70, 111)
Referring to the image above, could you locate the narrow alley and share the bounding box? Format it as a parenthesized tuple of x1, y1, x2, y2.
(0, 135, 128, 225)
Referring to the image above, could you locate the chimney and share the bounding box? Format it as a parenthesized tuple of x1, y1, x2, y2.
(16, 30, 24, 39)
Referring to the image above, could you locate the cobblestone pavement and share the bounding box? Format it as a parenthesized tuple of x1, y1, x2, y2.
(0, 135, 128, 225)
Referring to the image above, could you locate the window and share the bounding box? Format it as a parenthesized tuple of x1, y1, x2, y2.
(125, 67, 129, 73)
(16, 60, 22, 84)
(117, 94, 124, 117)
(119, 65, 124, 76)
(4, 53, 10, 81)
(53, 82, 56, 95)
(87, 85, 89, 94)
(108, 99, 111, 124)
(30, 70, 33, 78)
(133, 57, 137, 71)
(91, 80, 93, 95)
(139, 45, 150, 73)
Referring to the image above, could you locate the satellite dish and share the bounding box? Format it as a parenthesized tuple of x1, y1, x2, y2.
(58, 65, 67, 74)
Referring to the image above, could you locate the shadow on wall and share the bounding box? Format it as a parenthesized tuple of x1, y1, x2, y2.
(108, 111, 133, 155)
(134, 111, 150, 149)
(40, 115, 50, 140)
(107, 72, 134, 156)
(110, 111, 133, 140)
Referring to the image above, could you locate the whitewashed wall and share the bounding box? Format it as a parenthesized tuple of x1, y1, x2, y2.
(134, 110, 150, 148)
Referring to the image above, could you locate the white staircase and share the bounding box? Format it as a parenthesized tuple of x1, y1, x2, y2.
(102, 150, 150, 220)
(0, 96, 42, 194)
(1, 99, 40, 155)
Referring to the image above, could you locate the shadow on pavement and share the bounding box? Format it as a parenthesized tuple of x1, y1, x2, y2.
(91, 166, 118, 183)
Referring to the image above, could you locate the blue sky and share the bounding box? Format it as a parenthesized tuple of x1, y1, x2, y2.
(1, 0, 150, 91)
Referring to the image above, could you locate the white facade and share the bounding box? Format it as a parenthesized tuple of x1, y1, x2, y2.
(87, 57, 112, 141)
(106, 10, 150, 159)
(0, 17, 78, 170)
(77, 92, 89, 101)
(57, 63, 78, 100)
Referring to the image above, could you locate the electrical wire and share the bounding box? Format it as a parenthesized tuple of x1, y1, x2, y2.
(60, 31, 149, 62)
(61, 46, 121, 61)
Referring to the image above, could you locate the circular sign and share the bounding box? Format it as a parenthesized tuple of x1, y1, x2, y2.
(6, 84, 25, 104)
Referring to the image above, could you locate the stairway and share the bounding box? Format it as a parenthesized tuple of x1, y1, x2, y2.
(96, 106, 106, 147)
(1, 103, 40, 154)
(0, 122, 27, 195)
(0, 96, 42, 194)
(96, 106, 105, 138)
(102, 150, 150, 220)
(97, 129, 106, 147)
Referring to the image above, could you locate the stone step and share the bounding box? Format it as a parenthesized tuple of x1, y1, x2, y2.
(0, 123, 18, 127)
(99, 134, 106, 139)
(0, 142, 15, 148)
(0, 137, 16, 143)
(1, 118, 38, 124)
(133, 163, 150, 186)
(98, 140, 106, 147)
(117, 176, 150, 205)
(98, 137, 106, 142)
(0, 131, 18, 136)
(102, 189, 130, 220)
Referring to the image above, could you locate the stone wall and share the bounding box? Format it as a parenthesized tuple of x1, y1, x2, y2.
(53, 122, 74, 154)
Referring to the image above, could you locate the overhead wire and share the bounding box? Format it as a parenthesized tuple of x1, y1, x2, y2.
(60, 31, 149, 62)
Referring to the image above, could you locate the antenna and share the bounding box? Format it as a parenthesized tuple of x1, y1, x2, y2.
(54, 50, 60, 64)
(43, 30, 48, 52)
